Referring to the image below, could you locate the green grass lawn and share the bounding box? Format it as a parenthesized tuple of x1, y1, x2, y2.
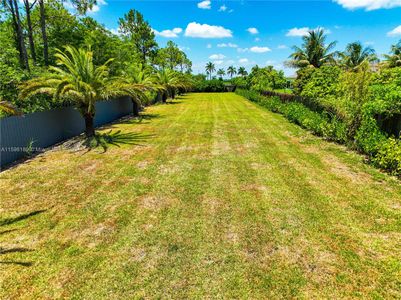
(1, 93, 400, 299)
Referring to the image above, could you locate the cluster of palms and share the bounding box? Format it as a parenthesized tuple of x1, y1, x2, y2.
(19, 46, 192, 137)
(288, 28, 400, 70)
(205, 63, 248, 80)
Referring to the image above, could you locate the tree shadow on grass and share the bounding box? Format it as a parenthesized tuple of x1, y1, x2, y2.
(85, 130, 154, 153)
(0, 247, 33, 254)
(0, 210, 48, 267)
(0, 261, 33, 267)
(124, 113, 163, 125)
(0, 210, 47, 227)
(165, 100, 182, 105)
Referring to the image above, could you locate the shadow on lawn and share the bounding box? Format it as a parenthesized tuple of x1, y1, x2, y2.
(0, 209, 47, 267)
(86, 130, 154, 153)
(0, 209, 47, 227)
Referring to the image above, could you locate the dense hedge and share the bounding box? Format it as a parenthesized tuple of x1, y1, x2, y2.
(192, 79, 227, 92)
(236, 88, 401, 177)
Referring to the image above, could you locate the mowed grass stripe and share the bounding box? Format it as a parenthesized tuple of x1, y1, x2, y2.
(0, 93, 400, 299)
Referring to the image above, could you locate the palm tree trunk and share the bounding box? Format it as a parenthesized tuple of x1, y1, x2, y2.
(162, 92, 167, 103)
(23, 0, 36, 63)
(39, 0, 49, 66)
(84, 113, 95, 137)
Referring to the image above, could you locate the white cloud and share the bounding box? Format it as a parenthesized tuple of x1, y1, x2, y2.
(286, 27, 311, 37)
(209, 54, 226, 59)
(226, 59, 235, 64)
(217, 43, 238, 48)
(254, 37, 260, 42)
(286, 27, 330, 37)
(334, 0, 401, 11)
(213, 60, 224, 65)
(387, 25, 401, 37)
(250, 46, 271, 53)
(239, 58, 249, 63)
(219, 5, 227, 11)
(277, 44, 288, 49)
(207, 43, 212, 48)
(185, 22, 232, 38)
(197, 0, 211, 9)
(153, 27, 182, 38)
(247, 27, 259, 34)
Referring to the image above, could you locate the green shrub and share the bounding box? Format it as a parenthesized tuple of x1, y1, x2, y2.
(193, 79, 226, 92)
(372, 138, 401, 176)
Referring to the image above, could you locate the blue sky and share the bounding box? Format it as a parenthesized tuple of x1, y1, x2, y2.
(85, 0, 401, 76)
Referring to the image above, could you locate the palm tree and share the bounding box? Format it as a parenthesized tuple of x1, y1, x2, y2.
(20, 46, 142, 137)
(339, 42, 377, 70)
(288, 28, 337, 68)
(205, 62, 215, 80)
(0, 99, 21, 116)
(383, 40, 401, 68)
(123, 63, 158, 115)
(238, 67, 248, 77)
(227, 66, 236, 79)
(217, 68, 225, 79)
(152, 69, 188, 102)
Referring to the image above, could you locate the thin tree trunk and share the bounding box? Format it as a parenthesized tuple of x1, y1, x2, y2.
(23, 0, 36, 63)
(9, 0, 29, 70)
(84, 113, 95, 137)
(39, 0, 49, 66)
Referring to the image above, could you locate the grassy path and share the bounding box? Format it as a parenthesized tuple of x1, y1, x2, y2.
(1, 93, 400, 298)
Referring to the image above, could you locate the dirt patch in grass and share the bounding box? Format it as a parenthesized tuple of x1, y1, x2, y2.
(139, 195, 179, 211)
(322, 154, 371, 183)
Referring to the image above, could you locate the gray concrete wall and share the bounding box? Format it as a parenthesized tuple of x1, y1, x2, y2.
(0, 97, 132, 168)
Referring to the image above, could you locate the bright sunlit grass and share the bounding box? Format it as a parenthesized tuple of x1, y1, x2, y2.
(1, 93, 400, 298)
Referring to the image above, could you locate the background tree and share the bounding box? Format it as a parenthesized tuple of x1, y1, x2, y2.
(227, 66, 236, 79)
(339, 42, 376, 70)
(217, 68, 225, 79)
(3, 0, 30, 70)
(152, 69, 192, 102)
(238, 67, 247, 77)
(118, 9, 158, 64)
(288, 28, 337, 68)
(23, 0, 36, 63)
(205, 62, 215, 80)
(383, 40, 401, 68)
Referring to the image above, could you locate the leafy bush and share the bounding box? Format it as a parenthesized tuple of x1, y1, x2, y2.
(372, 138, 401, 176)
(193, 79, 226, 92)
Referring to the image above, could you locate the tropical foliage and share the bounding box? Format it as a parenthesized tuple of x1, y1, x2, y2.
(20, 46, 146, 137)
(287, 28, 337, 68)
(339, 42, 377, 70)
(0, 4, 192, 116)
(205, 62, 215, 80)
